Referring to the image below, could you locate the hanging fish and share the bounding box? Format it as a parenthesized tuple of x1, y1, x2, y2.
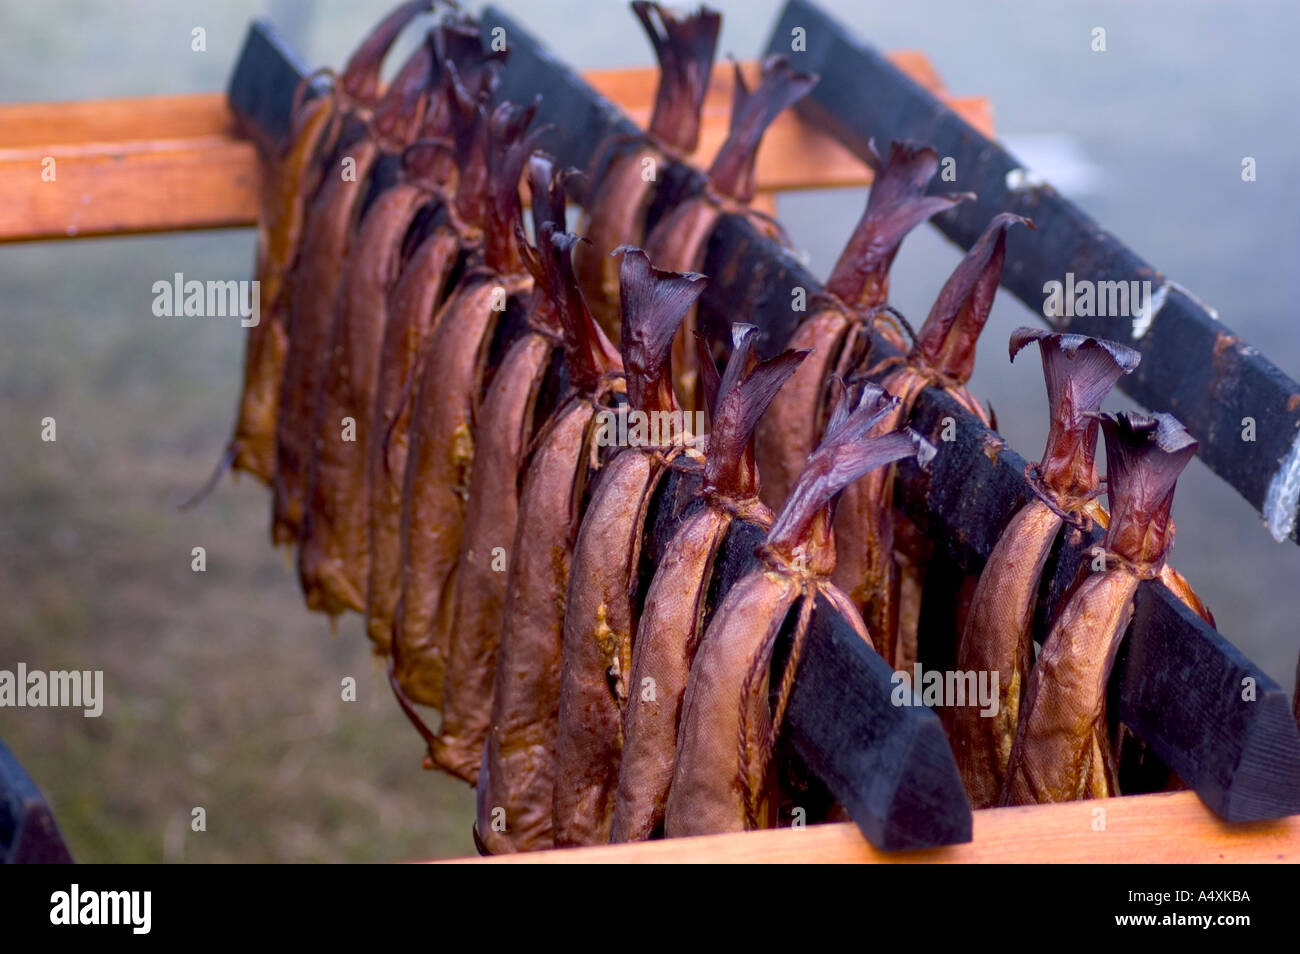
(476, 229, 623, 854)
(270, 39, 435, 547)
(390, 96, 541, 707)
(665, 384, 928, 836)
(552, 247, 707, 846)
(1002, 412, 1199, 804)
(297, 46, 441, 617)
(755, 140, 972, 513)
(834, 213, 1030, 670)
(425, 153, 567, 781)
(219, 0, 432, 489)
(573, 1, 721, 340)
(363, 50, 508, 654)
(644, 55, 817, 412)
(951, 329, 1139, 808)
(610, 323, 806, 842)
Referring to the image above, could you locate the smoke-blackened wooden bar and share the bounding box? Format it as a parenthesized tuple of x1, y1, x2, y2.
(765, 0, 1300, 546)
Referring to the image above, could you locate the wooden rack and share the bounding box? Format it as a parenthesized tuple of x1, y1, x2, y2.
(4, 3, 1297, 863)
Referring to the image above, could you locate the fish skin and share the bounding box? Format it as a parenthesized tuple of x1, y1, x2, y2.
(432, 329, 554, 783)
(610, 504, 729, 842)
(1002, 571, 1139, 804)
(271, 132, 381, 546)
(299, 182, 429, 616)
(574, 154, 659, 341)
(951, 499, 1060, 808)
(392, 278, 507, 708)
(553, 448, 662, 846)
(753, 307, 850, 513)
(478, 397, 604, 853)
(233, 95, 337, 483)
(364, 224, 461, 653)
(665, 570, 802, 837)
(642, 198, 721, 410)
(270, 39, 434, 546)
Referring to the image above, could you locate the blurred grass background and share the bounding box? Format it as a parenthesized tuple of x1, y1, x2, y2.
(2, 0, 1298, 862)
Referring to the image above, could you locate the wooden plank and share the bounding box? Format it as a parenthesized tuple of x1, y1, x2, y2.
(0, 92, 239, 148)
(0, 50, 992, 242)
(438, 791, 1300, 864)
(767, 0, 1300, 546)
(0, 136, 260, 242)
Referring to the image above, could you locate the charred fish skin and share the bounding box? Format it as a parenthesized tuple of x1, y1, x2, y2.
(1003, 413, 1199, 805)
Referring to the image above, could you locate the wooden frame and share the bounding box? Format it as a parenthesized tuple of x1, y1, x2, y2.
(0, 57, 990, 244)
(442, 792, 1300, 864)
(4, 11, 1292, 864)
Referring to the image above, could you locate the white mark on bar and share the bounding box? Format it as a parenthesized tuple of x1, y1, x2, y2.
(1004, 167, 1048, 191)
(1131, 281, 1168, 340)
(1264, 427, 1300, 543)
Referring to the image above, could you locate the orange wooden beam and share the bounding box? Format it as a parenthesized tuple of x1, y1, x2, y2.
(436, 791, 1300, 864)
(0, 56, 991, 244)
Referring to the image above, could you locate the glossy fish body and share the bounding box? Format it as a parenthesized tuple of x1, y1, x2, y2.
(478, 396, 606, 853)
(233, 95, 336, 483)
(364, 224, 461, 652)
(432, 329, 554, 782)
(270, 130, 381, 546)
(951, 499, 1059, 807)
(393, 277, 510, 707)
(1002, 570, 1139, 802)
(610, 503, 729, 841)
(753, 306, 849, 512)
(554, 447, 667, 845)
(299, 182, 429, 615)
(665, 570, 802, 836)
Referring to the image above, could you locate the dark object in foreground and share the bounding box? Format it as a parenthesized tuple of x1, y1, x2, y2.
(0, 737, 73, 864)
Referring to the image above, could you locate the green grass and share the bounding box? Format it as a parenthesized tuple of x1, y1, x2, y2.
(1, 233, 476, 862)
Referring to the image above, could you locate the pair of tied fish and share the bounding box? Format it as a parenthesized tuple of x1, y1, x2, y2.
(757, 137, 1030, 672)
(952, 328, 1212, 807)
(574, 2, 816, 415)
